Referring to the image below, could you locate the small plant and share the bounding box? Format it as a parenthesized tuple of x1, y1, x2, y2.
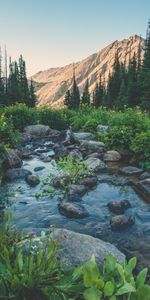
(58, 156, 93, 185)
(73, 254, 150, 300)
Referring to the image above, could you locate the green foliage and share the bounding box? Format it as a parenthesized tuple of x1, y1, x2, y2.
(77, 254, 150, 300)
(58, 156, 93, 185)
(130, 131, 150, 169)
(0, 221, 150, 300)
(0, 114, 19, 147)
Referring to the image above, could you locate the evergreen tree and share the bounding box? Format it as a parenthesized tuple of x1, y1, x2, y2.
(0, 47, 5, 105)
(7, 60, 21, 104)
(93, 75, 105, 108)
(81, 78, 90, 105)
(126, 53, 139, 107)
(18, 55, 30, 103)
(106, 51, 122, 108)
(70, 70, 80, 109)
(28, 79, 36, 107)
(64, 89, 71, 108)
(139, 21, 150, 110)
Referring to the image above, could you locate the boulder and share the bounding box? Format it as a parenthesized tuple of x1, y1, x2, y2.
(19, 132, 31, 145)
(59, 201, 89, 218)
(24, 125, 51, 139)
(108, 200, 131, 214)
(34, 166, 45, 172)
(84, 157, 107, 172)
(25, 175, 40, 187)
(104, 150, 121, 162)
(140, 172, 150, 180)
(119, 166, 143, 176)
(5, 168, 32, 181)
(78, 176, 98, 188)
(63, 129, 78, 146)
(136, 178, 150, 198)
(18, 229, 125, 269)
(68, 184, 87, 200)
(80, 140, 105, 151)
(2, 149, 22, 169)
(97, 125, 109, 134)
(18, 147, 33, 160)
(68, 149, 83, 160)
(110, 215, 135, 231)
(51, 175, 71, 189)
(73, 132, 94, 140)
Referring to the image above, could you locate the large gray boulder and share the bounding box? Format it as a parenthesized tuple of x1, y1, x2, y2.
(84, 157, 107, 172)
(59, 201, 89, 218)
(24, 125, 51, 139)
(5, 168, 32, 181)
(2, 149, 22, 169)
(104, 150, 121, 162)
(18, 229, 125, 268)
(119, 166, 143, 176)
(97, 125, 109, 134)
(73, 132, 94, 140)
(136, 178, 150, 198)
(80, 140, 105, 151)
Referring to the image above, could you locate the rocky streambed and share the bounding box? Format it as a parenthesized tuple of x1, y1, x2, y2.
(0, 124, 150, 270)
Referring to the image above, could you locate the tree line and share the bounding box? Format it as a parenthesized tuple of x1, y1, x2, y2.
(64, 22, 150, 111)
(0, 50, 36, 107)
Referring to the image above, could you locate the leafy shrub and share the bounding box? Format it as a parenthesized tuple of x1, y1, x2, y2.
(58, 156, 93, 185)
(37, 107, 69, 130)
(0, 222, 150, 300)
(131, 131, 150, 169)
(0, 115, 19, 147)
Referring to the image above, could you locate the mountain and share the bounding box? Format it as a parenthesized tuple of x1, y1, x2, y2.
(32, 35, 144, 107)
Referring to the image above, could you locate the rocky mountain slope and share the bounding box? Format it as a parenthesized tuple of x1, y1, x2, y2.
(32, 35, 144, 107)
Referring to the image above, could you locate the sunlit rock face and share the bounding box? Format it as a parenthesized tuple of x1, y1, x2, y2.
(31, 35, 144, 107)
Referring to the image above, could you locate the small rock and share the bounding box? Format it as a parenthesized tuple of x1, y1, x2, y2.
(73, 132, 94, 140)
(110, 215, 135, 231)
(51, 175, 71, 188)
(84, 157, 107, 172)
(104, 150, 121, 162)
(26, 175, 40, 187)
(68, 184, 87, 200)
(108, 200, 131, 214)
(79, 176, 98, 188)
(97, 125, 109, 134)
(80, 140, 105, 151)
(119, 166, 143, 176)
(34, 166, 45, 172)
(42, 156, 52, 163)
(136, 178, 150, 197)
(140, 172, 150, 180)
(5, 168, 32, 181)
(68, 149, 83, 160)
(59, 201, 89, 218)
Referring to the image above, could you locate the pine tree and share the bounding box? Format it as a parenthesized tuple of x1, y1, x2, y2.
(28, 79, 36, 107)
(70, 68, 80, 109)
(139, 21, 150, 110)
(126, 53, 139, 107)
(64, 89, 71, 108)
(0, 47, 5, 105)
(81, 78, 90, 105)
(7, 60, 21, 104)
(106, 51, 122, 108)
(93, 75, 105, 108)
(18, 55, 30, 103)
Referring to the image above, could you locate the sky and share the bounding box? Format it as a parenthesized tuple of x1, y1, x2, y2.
(0, 0, 150, 76)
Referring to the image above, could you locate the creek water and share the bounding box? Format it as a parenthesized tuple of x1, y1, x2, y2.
(0, 143, 150, 271)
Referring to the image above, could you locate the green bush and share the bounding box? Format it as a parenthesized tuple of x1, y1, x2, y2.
(0, 115, 19, 147)
(131, 131, 150, 169)
(0, 222, 150, 300)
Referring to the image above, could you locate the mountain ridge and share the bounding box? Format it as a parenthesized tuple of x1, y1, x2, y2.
(32, 35, 144, 107)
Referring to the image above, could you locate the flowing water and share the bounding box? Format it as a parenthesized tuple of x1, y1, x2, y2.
(1, 142, 150, 271)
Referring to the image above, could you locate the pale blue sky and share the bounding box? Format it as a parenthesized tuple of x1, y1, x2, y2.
(0, 0, 150, 76)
